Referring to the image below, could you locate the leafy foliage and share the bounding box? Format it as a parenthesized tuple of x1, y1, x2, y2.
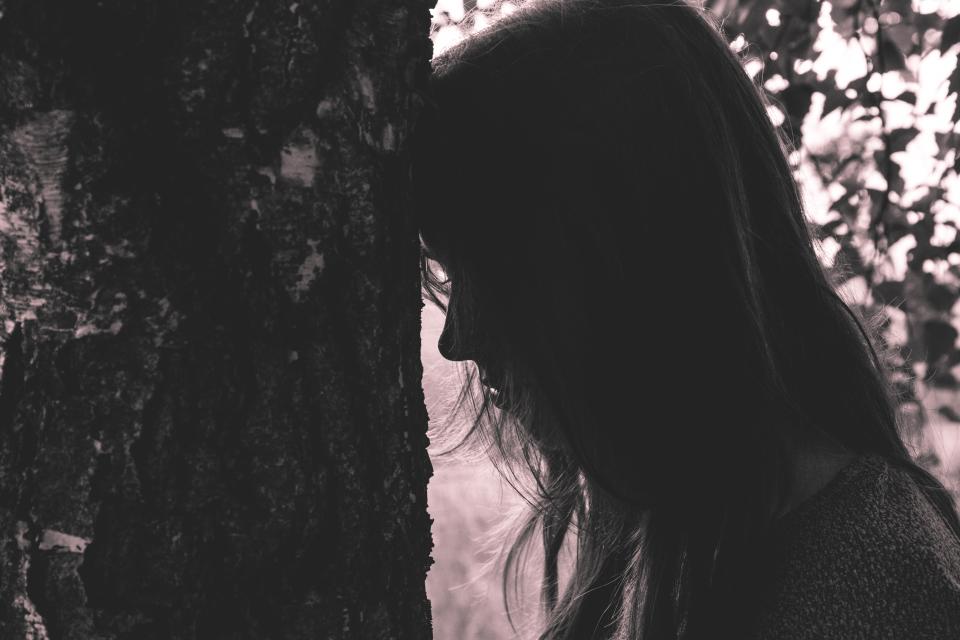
(713, 0, 960, 454)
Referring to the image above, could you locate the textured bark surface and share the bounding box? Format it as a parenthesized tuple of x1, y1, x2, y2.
(0, 1, 434, 638)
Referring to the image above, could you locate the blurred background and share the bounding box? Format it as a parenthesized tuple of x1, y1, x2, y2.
(422, 0, 960, 638)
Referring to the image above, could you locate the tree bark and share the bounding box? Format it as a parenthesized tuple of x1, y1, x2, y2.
(0, 1, 434, 638)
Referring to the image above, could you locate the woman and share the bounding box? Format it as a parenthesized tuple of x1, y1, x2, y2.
(411, 0, 960, 637)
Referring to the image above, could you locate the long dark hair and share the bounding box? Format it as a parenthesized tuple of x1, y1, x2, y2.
(411, 1, 960, 637)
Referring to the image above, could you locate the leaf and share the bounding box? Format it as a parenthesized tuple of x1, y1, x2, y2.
(923, 319, 958, 362)
(820, 217, 849, 236)
(946, 348, 960, 368)
(880, 38, 907, 71)
(942, 14, 960, 52)
(822, 86, 853, 117)
(830, 0, 858, 35)
(836, 240, 864, 276)
(832, 13, 857, 40)
(911, 186, 946, 213)
(872, 279, 906, 309)
(935, 131, 957, 152)
(781, 0, 818, 18)
(948, 63, 960, 98)
(883, 0, 913, 16)
(779, 83, 816, 122)
(893, 378, 916, 399)
(830, 194, 857, 220)
(892, 90, 917, 104)
(879, 202, 909, 227)
(887, 127, 919, 154)
(885, 222, 913, 245)
(886, 24, 917, 58)
(928, 371, 957, 389)
(927, 282, 957, 312)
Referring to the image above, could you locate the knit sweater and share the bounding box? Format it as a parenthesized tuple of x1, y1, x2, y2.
(751, 452, 960, 639)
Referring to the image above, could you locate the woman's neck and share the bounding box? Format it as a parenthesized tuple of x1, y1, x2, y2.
(773, 429, 857, 519)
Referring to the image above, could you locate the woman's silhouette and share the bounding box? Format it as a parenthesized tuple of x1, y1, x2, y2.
(412, 1, 960, 637)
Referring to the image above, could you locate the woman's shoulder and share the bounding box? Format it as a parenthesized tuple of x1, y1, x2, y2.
(752, 452, 960, 639)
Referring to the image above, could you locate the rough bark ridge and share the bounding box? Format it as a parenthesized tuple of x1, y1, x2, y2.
(0, 1, 435, 638)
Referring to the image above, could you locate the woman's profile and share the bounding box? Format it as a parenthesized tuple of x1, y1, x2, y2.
(411, 0, 960, 638)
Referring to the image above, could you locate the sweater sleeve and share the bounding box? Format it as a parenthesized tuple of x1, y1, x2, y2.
(751, 454, 960, 640)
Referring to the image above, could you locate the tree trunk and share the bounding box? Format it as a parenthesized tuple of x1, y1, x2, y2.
(0, 1, 434, 638)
